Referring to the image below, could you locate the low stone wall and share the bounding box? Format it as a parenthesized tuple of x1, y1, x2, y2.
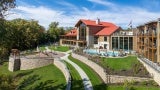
(108, 75, 152, 83)
(138, 58, 160, 86)
(54, 58, 71, 90)
(20, 57, 54, 70)
(72, 53, 106, 83)
(8, 57, 54, 71)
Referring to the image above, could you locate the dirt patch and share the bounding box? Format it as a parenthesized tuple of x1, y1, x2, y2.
(104, 66, 150, 78)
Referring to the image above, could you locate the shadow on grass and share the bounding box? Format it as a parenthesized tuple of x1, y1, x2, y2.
(30, 80, 66, 90)
(15, 71, 33, 78)
(71, 79, 84, 90)
(71, 79, 108, 90)
(16, 74, 40, 90)
(16, 74, 66, 90)
(93, 83, 108, 90)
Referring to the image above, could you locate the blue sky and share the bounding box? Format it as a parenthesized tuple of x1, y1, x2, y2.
(6, 0, 160, 29)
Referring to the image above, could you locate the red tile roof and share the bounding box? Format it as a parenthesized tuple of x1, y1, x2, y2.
(65, 29, 77, 36)
(95, 25, 119, 35)
(75, 19, 119, 35)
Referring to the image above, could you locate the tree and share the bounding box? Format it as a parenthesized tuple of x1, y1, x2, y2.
(47, 22, 65, 43)
(0, 0, 16, 19)
(0, 19, 10, 60)
(0, 18, 47, 59)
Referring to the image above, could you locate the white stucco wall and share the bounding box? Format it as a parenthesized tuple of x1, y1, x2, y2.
(94, 42, 109, 50)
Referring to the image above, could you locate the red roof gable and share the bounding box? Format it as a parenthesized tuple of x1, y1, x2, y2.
(95, 26, 119, 35)
(75, 19, 116, 27)
(75, 19, 119, 36)
(65, 29, 77, 36)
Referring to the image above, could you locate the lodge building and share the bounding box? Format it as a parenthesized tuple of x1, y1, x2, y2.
(137, 19, 160, 63)
(60, 19, 136, 52)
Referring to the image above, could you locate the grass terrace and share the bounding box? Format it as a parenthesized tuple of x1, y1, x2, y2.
(65, 62, 84, 90)
(49, 45, 69, 52)
(0, 62, 66, 89)
(101, 56, 138, 71)
(95, 56, 150, 77)
(68, 54, 107, 90)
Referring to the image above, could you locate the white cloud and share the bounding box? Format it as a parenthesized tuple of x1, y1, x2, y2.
(6, 1, 160, 29)
(87, 0, 115, 7)
(55, 0, 78, 10)
(6, 6, 65, 29)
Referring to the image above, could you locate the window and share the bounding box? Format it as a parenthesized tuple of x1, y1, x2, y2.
(104, 37, 107, 41)
(104, 44, 107, 49)
(79, 23, 86, 40)
(94, 36, 98, 44)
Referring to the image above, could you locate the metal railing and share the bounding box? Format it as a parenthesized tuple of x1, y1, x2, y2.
(139, 56, 160, 73)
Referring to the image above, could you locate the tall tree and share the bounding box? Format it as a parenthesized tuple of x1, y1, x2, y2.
(47, 22, 65, 43)
(0, 19, 47, 60)
(0, 0, 16, 19)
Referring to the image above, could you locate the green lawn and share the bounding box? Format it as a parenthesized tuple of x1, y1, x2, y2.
(0, 62, 66, 90)
(68, 55, 107, 90)
(101, 56, 138, 71)
(49, 45, 69, 52)
(65, 62, 84, 90)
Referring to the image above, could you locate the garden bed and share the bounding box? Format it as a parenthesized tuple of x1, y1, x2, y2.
(101, 56, 151, 77)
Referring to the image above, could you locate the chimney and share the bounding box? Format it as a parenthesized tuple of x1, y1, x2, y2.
(96, 18, 100, 24)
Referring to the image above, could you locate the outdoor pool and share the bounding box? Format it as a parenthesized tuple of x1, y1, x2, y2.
(83, 49, 119, 57)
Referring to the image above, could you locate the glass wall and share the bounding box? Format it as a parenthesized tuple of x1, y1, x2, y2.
(124, 37, 128, 50)
(112, 37, 133, 51)
(79, 23, 86, 40)
(112, 37, 118, 50)
(120, 37, 123, 49)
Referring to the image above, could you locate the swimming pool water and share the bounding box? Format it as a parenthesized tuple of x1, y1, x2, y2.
(83, 49, 119, 57)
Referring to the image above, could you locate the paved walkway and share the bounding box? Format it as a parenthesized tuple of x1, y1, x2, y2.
(45, 46, 93, 90)
(61, 54, 93, 90)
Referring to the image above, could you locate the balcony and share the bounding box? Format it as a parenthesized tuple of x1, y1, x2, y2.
(152, 32, 157, 37)
(79, 37, 86, 40)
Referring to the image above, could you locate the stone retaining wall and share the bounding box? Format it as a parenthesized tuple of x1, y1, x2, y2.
(72, 53, 106, 82)
(108, 75, 152, 83)
(54, 58, 71, 90)
(20, 57, 54, 70)
(138, 58, 160, 86)
(54, 58, 70, 82)
(8, 57, 54, 71)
